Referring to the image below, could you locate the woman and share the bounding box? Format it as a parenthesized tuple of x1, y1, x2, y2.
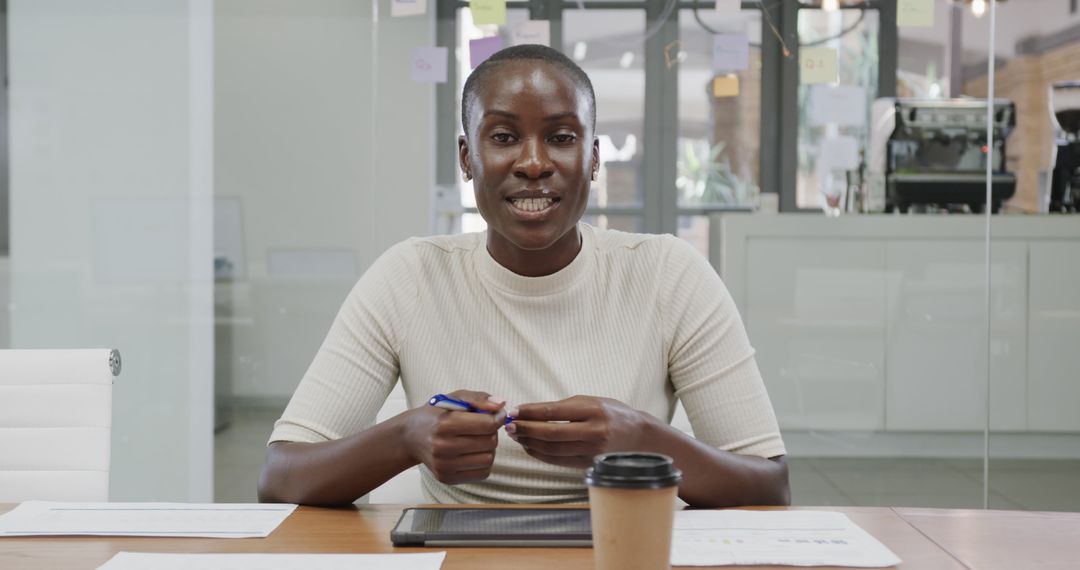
(258, 44, 788, 507)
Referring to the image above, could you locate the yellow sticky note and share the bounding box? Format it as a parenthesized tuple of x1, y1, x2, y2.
(898, 0, 934, 28)
(471, 0, 507, 26)
(800, 47, 838, 85)
(712, 75, 740, 97)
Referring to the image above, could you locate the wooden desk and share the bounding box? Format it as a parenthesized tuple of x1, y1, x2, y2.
(1, 504, 1076, 569)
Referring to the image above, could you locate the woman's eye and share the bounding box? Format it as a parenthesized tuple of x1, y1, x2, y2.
(550, 134, 577, 144)
(491, 133, 515, 143)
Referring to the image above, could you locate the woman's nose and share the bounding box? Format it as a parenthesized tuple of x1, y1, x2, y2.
(513, 138, 554, 180)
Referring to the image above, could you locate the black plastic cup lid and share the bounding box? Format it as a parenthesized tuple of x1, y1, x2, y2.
(585, 452, 683, 489)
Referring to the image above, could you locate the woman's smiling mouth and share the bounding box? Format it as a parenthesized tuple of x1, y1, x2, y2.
(506, 196, 560, 219)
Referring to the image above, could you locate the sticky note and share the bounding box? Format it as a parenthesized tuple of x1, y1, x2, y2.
(713, 33, 749, 71)
(391, 0, 427, 17)
(511, 20, 550, 47)
(715, 0, 741, 17)
(470, 36, 504, 68)
(800, 47, 838, 85)
(412, 46, 448, 83)
(471, 0, 507, 26)
(820, 135, 860, 170)
(712, 75, 740, 98)
(898, 0, 934, 28)
(808, 85, 867, 127)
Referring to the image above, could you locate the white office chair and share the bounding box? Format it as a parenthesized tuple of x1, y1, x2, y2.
(0, 349, 120, 502)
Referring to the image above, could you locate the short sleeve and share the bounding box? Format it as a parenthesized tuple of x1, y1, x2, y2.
(269, 240, 419, 444)
(660, 237, 786, 458)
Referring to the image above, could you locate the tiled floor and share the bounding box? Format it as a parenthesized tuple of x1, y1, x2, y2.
(216, 407, 1080, 512)
(214, 407, 279, 503)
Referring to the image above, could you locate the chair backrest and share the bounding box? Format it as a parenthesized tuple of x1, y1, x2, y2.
(0, 349, 120, 502)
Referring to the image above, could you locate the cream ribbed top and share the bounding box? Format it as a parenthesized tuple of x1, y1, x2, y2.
(270, 224, 785, 503)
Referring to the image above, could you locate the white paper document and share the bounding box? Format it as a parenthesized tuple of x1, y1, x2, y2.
(0, 502, 297, 538)
(821, 135, 861, 171)
(808, 85, 868, 127)
(97, 552, 447, 570)
(671, 510, 902, 567)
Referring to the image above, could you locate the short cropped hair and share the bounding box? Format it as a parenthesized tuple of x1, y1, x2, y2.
(461, 43, 597, 136)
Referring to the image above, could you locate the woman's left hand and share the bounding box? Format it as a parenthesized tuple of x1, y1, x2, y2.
(505, 395, 654, 469)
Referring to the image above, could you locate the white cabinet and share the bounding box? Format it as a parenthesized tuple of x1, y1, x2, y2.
(1027, 242, 1080, 431)
(745, 239, 887, 431)
(714, 214, 1080, 436)
(884, 241, 1027, 431)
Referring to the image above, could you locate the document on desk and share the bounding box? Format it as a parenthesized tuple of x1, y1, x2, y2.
(97, 552, 446, 570)
(0, 502, 297, 538)
(671, 510, 902, 567)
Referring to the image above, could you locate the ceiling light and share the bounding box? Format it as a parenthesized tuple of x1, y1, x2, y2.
(971, 0, 987, 18)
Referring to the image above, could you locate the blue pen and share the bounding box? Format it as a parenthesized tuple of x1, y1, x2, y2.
(428, 393, 513, 425)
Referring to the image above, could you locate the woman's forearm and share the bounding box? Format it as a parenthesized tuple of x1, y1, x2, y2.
(639, 415, 790, 508)
(258, 413, 416, 505)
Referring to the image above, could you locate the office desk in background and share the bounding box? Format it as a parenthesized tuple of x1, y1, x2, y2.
(1, 504, 1077, 569)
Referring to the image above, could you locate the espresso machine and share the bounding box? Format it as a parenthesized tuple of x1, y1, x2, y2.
(868, 98, 1016, 213)
(1048, 81, 1080, 213)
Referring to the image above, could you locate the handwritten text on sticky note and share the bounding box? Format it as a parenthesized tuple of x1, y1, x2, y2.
(898, 0, 935, 28)
(471, 0, 507, 26)
(412, 46, 448, 83)
(800, 47, 838, 85)
(511, 20, 550, 46)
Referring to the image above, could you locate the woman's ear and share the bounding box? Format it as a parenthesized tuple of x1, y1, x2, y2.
(458, 135, 472, 181)
(591, 137, 601, 181)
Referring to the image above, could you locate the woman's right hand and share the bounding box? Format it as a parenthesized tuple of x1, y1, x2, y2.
(399, 390, 506, 485)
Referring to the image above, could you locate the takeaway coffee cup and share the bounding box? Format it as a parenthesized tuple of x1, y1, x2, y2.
(586, 452, 682, 570)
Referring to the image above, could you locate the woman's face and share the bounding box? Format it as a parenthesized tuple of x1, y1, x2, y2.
(459, 60, 598, 266)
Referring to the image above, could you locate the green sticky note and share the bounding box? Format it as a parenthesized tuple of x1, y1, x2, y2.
(800, 47, 838, 85)
(471, 0, 507, 26)
(898, 0, 934, 28)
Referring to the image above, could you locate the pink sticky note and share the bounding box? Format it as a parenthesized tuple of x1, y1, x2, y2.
(412, 46, 448, 83)
(470, 36, 504, 69)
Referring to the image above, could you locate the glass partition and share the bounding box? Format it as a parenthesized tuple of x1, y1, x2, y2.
(7, 0, 214, 501)
(5, 0, 1077, 511)
(771, 0, 987, 509)
(978, 0, 1080, 512)
(212, 1, 435, 501)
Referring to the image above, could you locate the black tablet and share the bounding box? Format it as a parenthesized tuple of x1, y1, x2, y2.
(390, 507, 592, 547)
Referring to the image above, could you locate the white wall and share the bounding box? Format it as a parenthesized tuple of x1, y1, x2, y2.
(9, 0, 214, 501)
(214, 0, 434, 401)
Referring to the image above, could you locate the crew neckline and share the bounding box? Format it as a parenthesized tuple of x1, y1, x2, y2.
(475, 223, 596, 296)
